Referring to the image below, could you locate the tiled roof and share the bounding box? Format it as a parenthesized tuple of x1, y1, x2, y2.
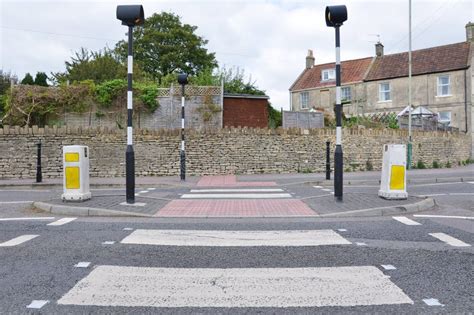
(290, 57, 373, 91)
(365, 42, 470, 81)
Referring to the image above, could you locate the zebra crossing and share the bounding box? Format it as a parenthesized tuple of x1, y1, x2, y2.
(56, 227, 415, 309)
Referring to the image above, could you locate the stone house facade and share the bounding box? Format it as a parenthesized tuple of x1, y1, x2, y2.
(289, 22, 474, 156)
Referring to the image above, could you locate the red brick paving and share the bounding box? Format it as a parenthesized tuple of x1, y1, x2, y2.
(196, 175, 277, 187)
(155, 199, 317, 217)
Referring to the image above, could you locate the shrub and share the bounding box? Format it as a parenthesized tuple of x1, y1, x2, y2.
(416, 160, 426, 169)
(365, 159, 373, 171)
(432, 160, 440, 169)
(446, 161, 451, 168)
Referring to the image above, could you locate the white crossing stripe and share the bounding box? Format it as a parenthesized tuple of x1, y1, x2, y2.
(48, 217, 77, 226)
(27, 300, 49, 309)
(337, 228, 347, 232)
(138, 191, 148, 194)
(356, 242, 368, 246)
(321, 189, 332, 192)
(102, 241, 115, 245)
(423, 298, 444, 306)
(181, 193, 292, 199)
(0, 235, 39, 247)
(75, 262, 91, 268)
(0, 217, 55, 221)
(121, 229, 351, 247)
(0, 201, 34, 204)
(123, 227, 134, 231)
(392, 216, 421, 226)
(313, 186, 323, 188)
(190, 188, 284, 193)
(57, 265, 413, 307)
(414, 214, 474, 220)
(429, 233, 471, 247)
(147, 188, 156, 191)
(119, 202, 146, 207)
(381, 265, 397, 270)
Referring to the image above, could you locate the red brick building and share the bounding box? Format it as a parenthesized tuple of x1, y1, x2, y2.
(223, 94, 269, 128)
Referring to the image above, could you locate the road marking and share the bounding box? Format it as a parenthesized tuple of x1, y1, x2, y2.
(423, 298, 444, 306)
(429, 233, 471, 247)
(119, 202, 146, 207)
(467, 182, 474, 184)
(0, 201, 34, 204)
(102, 241, 115, 245)
(0, 217, 55, 222)
(123, 227, 134, 231)
(57, 265, 413, 307)
(190, 188, 284, 193)
(414, 214, 474, 220)
(392, 216, 421, 226)
(0, 189, 51, 192)
(27, 300, 49, 309)
(313, 185, 323, 188)
(138, 191, 148, 194)
(381, 265, 397, 270)
(321, 188, 332, 192)
(0, 235, 39, 247)
(121, 229, 351, 247)
(337, 228, 347, 232)
(417, 193, 446, 197)
(356, 242, 367, 246)
(181, 193, 292, 199)
(75, 262, 91, 268)
(449, 193, 474, 196)
(147, 188, 156, 191)
(47, 217, 77, 226)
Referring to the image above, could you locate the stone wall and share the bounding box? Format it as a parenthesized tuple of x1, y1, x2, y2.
(0, 125, 470, 179)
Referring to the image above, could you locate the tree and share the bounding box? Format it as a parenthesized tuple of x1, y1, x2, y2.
(21, 73, 34, 85)
(34, 72, 48, 86)
(115, 12, 217, 83)
(52, 48, 127, 84)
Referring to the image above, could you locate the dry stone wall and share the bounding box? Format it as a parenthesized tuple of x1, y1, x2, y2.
(0, 125, 470, 179)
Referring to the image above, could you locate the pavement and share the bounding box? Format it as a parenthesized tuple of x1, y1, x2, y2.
(24, 166, 464, 217)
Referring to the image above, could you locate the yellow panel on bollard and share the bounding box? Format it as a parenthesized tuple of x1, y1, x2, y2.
(65, 167, 80, 189)
(379, 144, 408, 200)
(62, 145, 91, 201)
(389, 165, 405, 190)
(65, 153, 79, 162)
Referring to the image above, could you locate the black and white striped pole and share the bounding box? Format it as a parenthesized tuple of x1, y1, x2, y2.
(325, 5, 347, 202)
(117, 5, 144, 204)
(178, 73, 188, 181)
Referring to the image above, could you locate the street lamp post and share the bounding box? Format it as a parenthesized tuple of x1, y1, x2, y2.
(116, 5, 144, 204)
(325, 5, 347, 202)
(178, 73, 188, 181)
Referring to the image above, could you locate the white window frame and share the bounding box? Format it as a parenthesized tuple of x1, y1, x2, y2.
(341, 86, 351, 101)
(321, 69, 335, 81)
(437, 75, 451, 97)
(300, 91, 309, 109)
(438, 111, 451, 125)
(379, 82, 391, 102)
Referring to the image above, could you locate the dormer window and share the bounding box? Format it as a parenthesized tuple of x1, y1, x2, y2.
(321, 69, 335, 81)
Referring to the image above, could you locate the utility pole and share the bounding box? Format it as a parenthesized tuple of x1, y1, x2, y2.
(407, 0, 413, 169)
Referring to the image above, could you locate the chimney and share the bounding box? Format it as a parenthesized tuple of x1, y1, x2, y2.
(306, 49, 315, 69)
(375, 42, 384, 57)
(466, 22, 474, 42)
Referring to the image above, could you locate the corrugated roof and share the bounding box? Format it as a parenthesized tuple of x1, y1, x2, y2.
(290, 57, 373, 91)
(365, 42, 470, 81)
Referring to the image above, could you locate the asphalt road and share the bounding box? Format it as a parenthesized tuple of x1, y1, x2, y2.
(0, 181, 472, 313)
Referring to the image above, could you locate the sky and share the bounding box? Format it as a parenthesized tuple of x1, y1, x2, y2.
(0, 0, 472, 110)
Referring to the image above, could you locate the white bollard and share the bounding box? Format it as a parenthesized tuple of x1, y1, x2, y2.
(379, 144, 408, 200)
(62, 145, 91, 201)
